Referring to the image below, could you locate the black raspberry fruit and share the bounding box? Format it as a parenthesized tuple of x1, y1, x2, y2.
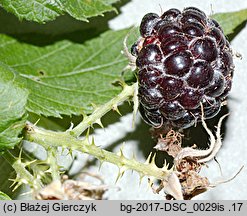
(132, 7, 234, 129)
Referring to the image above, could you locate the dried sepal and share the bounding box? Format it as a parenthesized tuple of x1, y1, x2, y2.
(174, 112, 228, 165)
(153, 104, 241, 200)
(35, 173, 110, 200)
(154, 130, 183, 157)
(154, 172, 183, 200)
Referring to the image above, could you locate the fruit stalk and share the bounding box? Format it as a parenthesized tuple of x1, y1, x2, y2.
(71, 83, 137, 137)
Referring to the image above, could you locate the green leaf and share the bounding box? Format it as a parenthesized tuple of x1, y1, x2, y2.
(58, 0, 118, 22)
(0, 62, 28, 151)
(0, 0, 118, 23)
(0, 0, 63, 23)
(0, 191, 11, 200)
(103, 0, 119, 4)
(0, 29, 134, 117)
(211, 9, 247, 35)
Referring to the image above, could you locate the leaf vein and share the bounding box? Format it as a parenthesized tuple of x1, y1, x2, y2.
(20, 74, 117, 97)
(73, 33, 123, 70)
(42, 59, 126, 79)
(11, 43, 71, 67)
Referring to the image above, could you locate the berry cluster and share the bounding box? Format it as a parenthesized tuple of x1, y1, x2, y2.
(132, 7, 234, 129)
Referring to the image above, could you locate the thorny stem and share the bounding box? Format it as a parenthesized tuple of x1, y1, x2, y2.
(21, 82, 236, 199)
(24, 124, 172, 181)
(71, 83, 137, 137)
(23, 82, 172, 183)
(47, 148, 61, 181)
(2, 150, 42, 190)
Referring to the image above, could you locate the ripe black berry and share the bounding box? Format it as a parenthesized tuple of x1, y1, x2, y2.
(186, 60, 214, 88)
(207, 27, 226, 48)
(161, 8, 181, 20)
(136, 44, 162, 67)
(161, 35, 188, 55)
(160, 101, 186, 120)
(158, 23, 181, 41)
(164, 51, 193, 76)
(159, 76, 185, 101)
(182, 22, 204, 37)
(138, 67, 163, 88)
(133, 7, 234, 129)
(180, 10, 207, 25)
(138, 86, 164, 109)
(140, 13, 160, 37)
(179, 87, 203, 109)
(204, 72, 225, 97)
(190, 37, 218, 62)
